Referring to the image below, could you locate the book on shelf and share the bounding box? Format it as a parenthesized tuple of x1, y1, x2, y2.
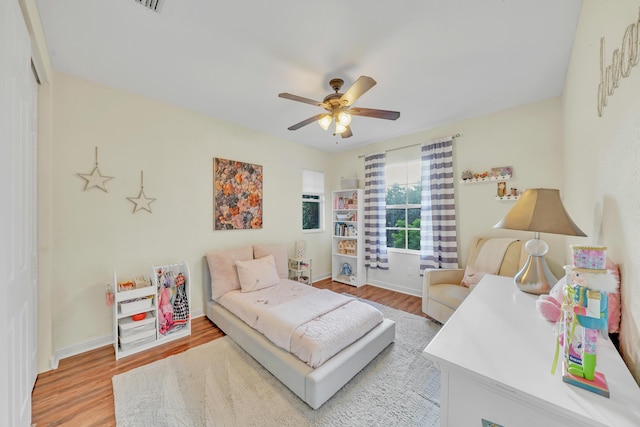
(334, 222, 357, 237)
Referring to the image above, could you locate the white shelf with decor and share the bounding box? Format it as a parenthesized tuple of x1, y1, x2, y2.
(112, 261, 191, 360)
(460, 174, 512, 184)
(460, 166, 513, 184)
(288, 258, 312, 285)
(495, 195, 521, 201)
(461, 166, 523, 201)
(332, 189, 366, 287)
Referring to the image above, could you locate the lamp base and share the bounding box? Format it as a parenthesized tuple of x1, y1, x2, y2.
(514, 254, 557, 294)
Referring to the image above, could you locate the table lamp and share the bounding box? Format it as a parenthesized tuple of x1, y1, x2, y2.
(494, 188, 586, 294)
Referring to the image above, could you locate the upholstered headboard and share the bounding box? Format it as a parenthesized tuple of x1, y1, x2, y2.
(203, 244, 288, 302)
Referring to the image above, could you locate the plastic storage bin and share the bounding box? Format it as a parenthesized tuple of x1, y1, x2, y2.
(118, 313, 156, 338)
(119, 328, 156, 351)
(119, 296, 153, 314)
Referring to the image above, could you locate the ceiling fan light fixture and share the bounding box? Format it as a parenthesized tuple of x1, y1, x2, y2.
(318, 114, 332, 130)
(337, 111, 352, 126)
(280, 76, 400, 139)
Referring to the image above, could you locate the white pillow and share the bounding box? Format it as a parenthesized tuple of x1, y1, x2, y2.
(236, 255, 280, 292)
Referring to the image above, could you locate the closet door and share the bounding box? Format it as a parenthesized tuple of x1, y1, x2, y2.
(0, 1, 39, 426)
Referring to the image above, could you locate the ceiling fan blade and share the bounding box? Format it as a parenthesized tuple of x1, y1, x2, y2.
(340, 76, 377, 106)
(341, 126, 353, 138)
(349, 107, 400, 120)
(287, 114, 324, 131)
(278, 93, 328, 108)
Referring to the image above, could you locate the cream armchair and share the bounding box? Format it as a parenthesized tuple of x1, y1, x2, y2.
(422, 237, 526, 323)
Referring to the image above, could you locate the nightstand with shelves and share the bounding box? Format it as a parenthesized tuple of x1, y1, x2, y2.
(289, 258, 312, 284)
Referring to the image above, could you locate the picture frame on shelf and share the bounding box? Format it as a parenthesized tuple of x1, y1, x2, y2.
(491, 166, 512, 178)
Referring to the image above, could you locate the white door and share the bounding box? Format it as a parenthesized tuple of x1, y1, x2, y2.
(0, 0, 39, 426)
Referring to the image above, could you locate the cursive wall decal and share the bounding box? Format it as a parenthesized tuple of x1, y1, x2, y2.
(597, 8, 640, 117)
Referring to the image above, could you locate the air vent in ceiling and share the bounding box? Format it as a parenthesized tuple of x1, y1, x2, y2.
(134, 0, 164, 12)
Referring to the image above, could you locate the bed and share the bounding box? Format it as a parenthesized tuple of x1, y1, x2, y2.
(203, 244, 396, 409)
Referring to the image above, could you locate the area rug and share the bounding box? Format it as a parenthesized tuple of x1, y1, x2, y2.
(112, 301, 442, 427)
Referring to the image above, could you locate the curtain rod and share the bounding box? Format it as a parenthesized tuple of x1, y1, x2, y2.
(357, 133, 461, 158)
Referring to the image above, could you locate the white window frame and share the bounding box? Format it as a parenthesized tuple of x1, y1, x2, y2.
(302, 169, 324, 233)
(385, 159, 421, 253)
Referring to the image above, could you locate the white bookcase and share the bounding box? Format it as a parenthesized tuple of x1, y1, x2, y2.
(112, 261, 191, 360)
(331, 189, 366, 287)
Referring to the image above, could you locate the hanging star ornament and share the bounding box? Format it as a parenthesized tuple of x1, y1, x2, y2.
(127, 171, 156, 213)
(78, 147, 114, 192)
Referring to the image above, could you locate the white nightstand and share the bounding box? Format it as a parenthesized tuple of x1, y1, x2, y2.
(288, 258, 312, 285)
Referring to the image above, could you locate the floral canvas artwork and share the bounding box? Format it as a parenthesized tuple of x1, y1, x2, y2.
(214, 158, 263, 230)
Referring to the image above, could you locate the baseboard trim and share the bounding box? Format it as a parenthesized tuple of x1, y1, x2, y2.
(51, 334, 113, 370)
(366, 279, 422, 297)
(51, 308, 205, 370)
(311, 273, 330, 283)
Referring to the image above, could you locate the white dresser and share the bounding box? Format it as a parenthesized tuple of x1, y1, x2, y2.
(423, 275, 640, 427)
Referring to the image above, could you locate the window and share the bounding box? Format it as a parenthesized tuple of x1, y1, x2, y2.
(302, 169, 324, 232)
(385, 160, 421, 251)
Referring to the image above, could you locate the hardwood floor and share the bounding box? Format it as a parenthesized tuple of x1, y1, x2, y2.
(31, 279, 428, 426)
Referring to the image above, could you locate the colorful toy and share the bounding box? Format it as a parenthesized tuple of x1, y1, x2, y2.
(537, 258, 621, 332)
(551, 247, 617, 398)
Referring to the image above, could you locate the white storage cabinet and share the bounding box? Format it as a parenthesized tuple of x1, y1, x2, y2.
(113, 261, 191, 360)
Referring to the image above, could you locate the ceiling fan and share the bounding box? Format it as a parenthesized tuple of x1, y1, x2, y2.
(278, 76, 400, 138)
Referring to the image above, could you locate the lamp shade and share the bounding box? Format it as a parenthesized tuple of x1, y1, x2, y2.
(493, 188, 586, 236)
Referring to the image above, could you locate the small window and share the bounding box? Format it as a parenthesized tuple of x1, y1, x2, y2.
(302, 170, 324, 232)
(385, 160, 421, 251)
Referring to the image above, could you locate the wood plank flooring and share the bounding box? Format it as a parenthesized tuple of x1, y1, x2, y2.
(31, 279, 428, 426)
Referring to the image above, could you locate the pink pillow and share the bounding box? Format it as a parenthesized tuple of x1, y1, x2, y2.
(206, 246, 253, 300)
(461, 266, 485, 289)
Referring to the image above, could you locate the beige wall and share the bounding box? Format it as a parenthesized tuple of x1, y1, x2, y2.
(47, 72, 332, 358)
(25, 0, 640, 385)
(330, 97, 567, 295)
(563, 0, 640, 383)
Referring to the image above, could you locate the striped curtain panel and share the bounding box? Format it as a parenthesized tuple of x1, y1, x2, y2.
(364, 153, 389, 269)
(420, 138, 458, 271)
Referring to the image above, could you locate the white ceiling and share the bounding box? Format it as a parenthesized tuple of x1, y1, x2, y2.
(35, 0, 583, 152)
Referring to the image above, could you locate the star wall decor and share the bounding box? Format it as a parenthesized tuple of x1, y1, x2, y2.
(78, 147, 114, 192)
(127, 170, 156, 214)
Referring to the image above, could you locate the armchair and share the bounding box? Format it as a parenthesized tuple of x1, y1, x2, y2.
(422, 237, 526, 323)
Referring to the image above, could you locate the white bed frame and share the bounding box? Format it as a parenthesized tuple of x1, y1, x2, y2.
(202, 263, 396, 409)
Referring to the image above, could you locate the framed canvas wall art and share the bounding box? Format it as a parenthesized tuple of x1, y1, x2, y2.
(213, 158, 263, 230)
